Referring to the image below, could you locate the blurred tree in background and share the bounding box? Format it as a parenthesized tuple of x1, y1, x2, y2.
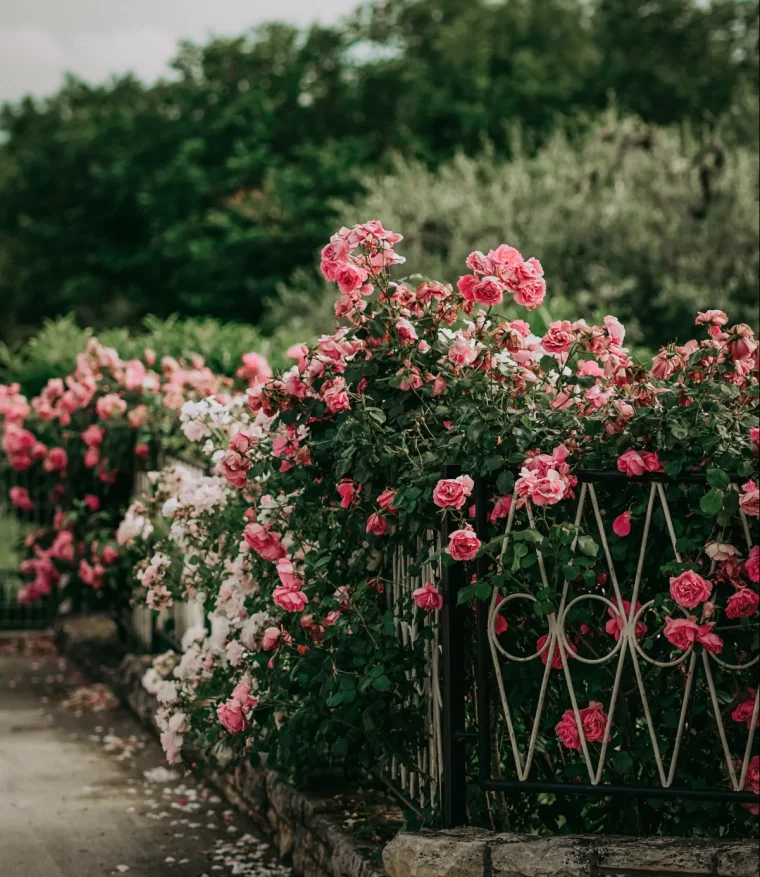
(0, 0, 757, 348)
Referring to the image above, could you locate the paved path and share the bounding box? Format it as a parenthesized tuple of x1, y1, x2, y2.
(0, 643, 289, 877)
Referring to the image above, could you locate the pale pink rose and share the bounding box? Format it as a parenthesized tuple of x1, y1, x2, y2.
(577, 360, 606, 377)
(273, 582, 308, 613)
(705, 542, 741, 562)
(262, 626, 290, 651)
(395, 317, 418, 343)
(446, 528, 481, 561)
(605, 600, 647, 641)
(377, 487, 398, 513)
(537, 634, 576, 670)
(221, 435, 252, 488)
(726, 588, 759, 619)
(243, 523, 286, 561)
(612, 511, 631, 537)
(81, 424, 105, 447)
(322, 379, 351, 414)
(448, 333, 478, 367)
(696, 310, 728, 328)
(9, 486, 33, 511)
(412, 581, 443, 612)
(669, 571, 713, 608)
(276, 558, 301, 589)
(745, 546, 760, 583)
(337, 478, 359, 509)
(160, 729, 183, 764)
(516, 469, 567, 506)
(739, 480, 759, 517)
(231, 682, 258, 709)
(432, 475, 474, 510)
(729, 324, 757, 360)
(95, 393, 127, 420)
(542, 321, 575, 354)
(366, 513, 388, 536)
(128, 404, 148, 429)
(603, 315, 626, 345)
(216, 700, 248, 733)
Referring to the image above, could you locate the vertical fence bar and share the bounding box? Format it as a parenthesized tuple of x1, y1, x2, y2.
(474, 475, 492, 787)
(440, 465, 468, 828)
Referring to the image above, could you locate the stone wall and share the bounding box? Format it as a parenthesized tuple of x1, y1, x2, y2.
(382, 829, 760, 877)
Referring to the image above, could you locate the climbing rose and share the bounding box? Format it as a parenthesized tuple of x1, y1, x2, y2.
(726, 588, 760, 619)
(612, 511, 631, 537)
(663, 617, 723, 653)
(432, 474, 474, 510)
(739, 480, 759, 517)
(732, 690, 759, 729)
(412, 582, 443, 612)
(273, 582, 309, 613)
(243, 523, 286, 561)
(337, 479, 359, 509)
(8, 486, 33, 511)
(377, 487, 398, 513)
(605, 601, 647, 642)
(617, 449, 664, 477)
(537, 634, 577, 670)
(366, 513, 387, 536)
(669, 571, 712, 608)
(746, 546, 760, 583)
(446, 527, 481, 561)
(556, 702, 610, 751)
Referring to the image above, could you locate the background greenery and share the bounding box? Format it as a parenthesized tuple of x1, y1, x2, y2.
(0, 0, 758, 355)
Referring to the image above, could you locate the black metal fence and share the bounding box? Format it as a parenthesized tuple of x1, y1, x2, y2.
(439, 470, 760, 828)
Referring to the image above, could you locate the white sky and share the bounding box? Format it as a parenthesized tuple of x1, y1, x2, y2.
(0, 0, 362, 103)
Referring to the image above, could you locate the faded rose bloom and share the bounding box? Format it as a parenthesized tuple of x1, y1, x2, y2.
(432, 474, 474, 510)
(739, 480, 759, 518)
(412, 581, 443, 612)
(489, 495, 513, 523)
(669, 571, 712, 608)
(377, 487, 398, 513)
(446, 527, 481, 561)
(705, 542, 741, 563)
(732, 690, 759, 729)
(726, 588, 759, 619)
(366, 512, 388, 536)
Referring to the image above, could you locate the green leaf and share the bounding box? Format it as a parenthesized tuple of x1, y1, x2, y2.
(700, 488, 724, 516)
(512, 528, 543, 544)
(577, 535, 599, 557)
(331, 738, 349, 758)
(706, 469, 730, 490)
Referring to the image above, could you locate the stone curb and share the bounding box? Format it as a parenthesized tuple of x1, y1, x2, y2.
(382, 829, 760, 877)
(58, 623, 386, 877)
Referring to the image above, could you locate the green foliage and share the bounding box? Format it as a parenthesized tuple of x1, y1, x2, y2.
(275, 113, 758, 351)
(0, 0, 757, 343)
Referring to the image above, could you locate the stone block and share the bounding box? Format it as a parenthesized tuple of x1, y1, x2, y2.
(382, 829, 488, 877)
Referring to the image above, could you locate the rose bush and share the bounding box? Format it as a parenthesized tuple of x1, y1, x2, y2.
(114, 221, 758, 836)
(0, 340, 272, 611)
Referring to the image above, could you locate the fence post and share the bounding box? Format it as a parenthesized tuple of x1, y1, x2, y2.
(474, 475, 492, 786)
(440, 466, 468, 827)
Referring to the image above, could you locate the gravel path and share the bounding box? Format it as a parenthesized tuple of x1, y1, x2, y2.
(0, 640, 290, 877)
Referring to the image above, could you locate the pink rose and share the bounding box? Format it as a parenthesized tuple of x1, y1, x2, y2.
(605, 600, 646, 642)
(739, 480, 759, 518)
(95, 393, 127, 420)
(337, 478, 359, 509)
(447, 333, 478, 366)
(262, 626, 290, 651)
(49, 530, 75, 562)
(412, 581, 443, 612)
(432, 474, 474, 510)
(273, 582, 308, 613)
(745, 546, 760, 583)
(612, 511, 631, 537)
(726, 588, 759, 619)
(101, 545, 118, 565)
(471, 276, 505, 306)
(395, 317, 418, 343)
(446, 527, 481, 561)
(84, 494, 100, 511)
(377, 487, 398, 513)
(243, 523, 286, 561)
(663, 616, 722, 653)
(513, 277, 546, 310)
(276, 558, 301, 589)
(322, 379, 351, 414)
(366, 512, 388, 536)
(489, 495, 513, 523)
(216, 700, 248, 733)
(732, 690, 759, 729)
(617, 449, 659, 477)
(221, 448, 251, 488)
(541, 321, 575, 354)
(556, 702, 610, 750)
(45, 447, 68, 472)
(9, 486, 33, 512)
(537, 634, 576, 670)
(669, 571, 712, 608)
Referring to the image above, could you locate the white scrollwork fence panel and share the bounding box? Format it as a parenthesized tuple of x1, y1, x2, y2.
(486, 478, 758, 795)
